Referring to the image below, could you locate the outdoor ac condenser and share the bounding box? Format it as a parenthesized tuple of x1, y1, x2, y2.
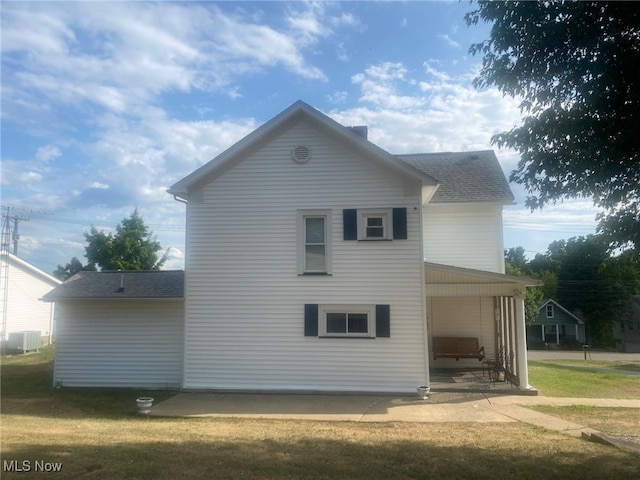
(7, 331, 41, 353)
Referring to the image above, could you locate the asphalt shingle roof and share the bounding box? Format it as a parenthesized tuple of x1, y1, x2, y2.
(397, 150, 515, 204)
(42, 270, 184, 300)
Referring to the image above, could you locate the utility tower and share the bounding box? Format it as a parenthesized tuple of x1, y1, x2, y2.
(1, 207, 29, 341)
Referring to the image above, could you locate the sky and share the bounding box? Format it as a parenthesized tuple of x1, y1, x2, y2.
(1, 0, 601, 275)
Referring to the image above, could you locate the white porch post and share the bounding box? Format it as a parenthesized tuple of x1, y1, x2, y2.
(541, 325, 545, 343)
(514, 291, 531, 390)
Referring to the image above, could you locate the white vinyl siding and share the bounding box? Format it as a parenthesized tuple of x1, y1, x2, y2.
(184, 120, 426, 393)
(53, 300, 183, 388)
(0, 257, 59, 343)
(423, 203, 505, 273)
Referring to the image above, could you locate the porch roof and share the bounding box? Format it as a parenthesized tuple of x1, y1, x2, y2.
(424, 262, 541, 296)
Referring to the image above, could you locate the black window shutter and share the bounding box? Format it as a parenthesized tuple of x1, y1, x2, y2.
(304, 304, 318, 336)
(392, 208, 407, 240)
(376, 304, 391, 337)
(343, 209, 358, 240)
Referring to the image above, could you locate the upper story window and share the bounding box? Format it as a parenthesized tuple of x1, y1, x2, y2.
(361, 210, 390, 240)
(343, 208, 407, 241)
(546, 304, 554, 318)
(298, 210, 332, 275)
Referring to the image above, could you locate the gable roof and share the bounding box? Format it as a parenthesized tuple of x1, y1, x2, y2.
(397, 151, 515, 204)
(535, 298, 584, 325)
(168, 100, 438, 199)
(42, 270, 184, 301)
(2, 253, 61, 287)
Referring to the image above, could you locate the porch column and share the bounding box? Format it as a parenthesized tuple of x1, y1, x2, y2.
(514, 290, 531, 390)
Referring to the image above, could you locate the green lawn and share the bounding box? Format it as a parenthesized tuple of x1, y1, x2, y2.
(1, 347, 639, 479)
(528, 360, 640, 398)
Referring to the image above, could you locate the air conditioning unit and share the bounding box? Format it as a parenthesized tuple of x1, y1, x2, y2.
(7, 331, 41, 353)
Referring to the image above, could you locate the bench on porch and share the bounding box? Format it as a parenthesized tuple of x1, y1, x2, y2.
(432, 336, 485, 361)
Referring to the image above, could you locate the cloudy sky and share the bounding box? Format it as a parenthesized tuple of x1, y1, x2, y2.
(1, 1, 600, 274)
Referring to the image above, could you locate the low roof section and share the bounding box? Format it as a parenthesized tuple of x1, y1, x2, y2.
(42, 270, 184, 302)
(424, 262, 541, 297)
(398, 151, 515, 204)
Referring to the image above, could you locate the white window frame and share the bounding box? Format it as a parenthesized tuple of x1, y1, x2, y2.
(546, 304, 554, 318)
(358, 208, 392, 241)
(297, 210, 332, 275)
(318, 304, 375, 338)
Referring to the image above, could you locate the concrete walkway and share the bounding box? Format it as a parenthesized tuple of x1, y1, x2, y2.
(150, 392, 639, 445)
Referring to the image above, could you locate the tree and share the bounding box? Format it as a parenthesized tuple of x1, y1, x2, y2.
(84, 210, 167, 271)
(53, 210, 167, 279)
(52, 257, 95, 281)
(466, 1, 640, 250)
(504, 247, 544, 324)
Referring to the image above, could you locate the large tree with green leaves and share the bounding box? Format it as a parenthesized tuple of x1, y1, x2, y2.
(54, 210, 167, 280)
(525, 235, 639, 346)
(466, 1, 640, 250)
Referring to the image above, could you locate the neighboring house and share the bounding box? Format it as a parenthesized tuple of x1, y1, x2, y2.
(613, 295, 640, 353)
(42, 270, 184, 388)
(44, 100, 539, 393)
(1, 253, 61, 348)
(526, 298, 586, 347)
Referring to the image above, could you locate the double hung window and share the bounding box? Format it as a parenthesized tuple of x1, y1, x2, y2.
(298, 210, 332, 274)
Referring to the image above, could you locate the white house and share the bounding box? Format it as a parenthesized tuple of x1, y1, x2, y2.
(45, 100, 539, 392)
(1, 253, 61, 348)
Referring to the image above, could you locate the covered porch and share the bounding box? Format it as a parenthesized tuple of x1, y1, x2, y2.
(424, 262, 541, 393)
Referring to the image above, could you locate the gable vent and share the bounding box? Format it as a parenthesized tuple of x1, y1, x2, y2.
(292, 145, 311, 163)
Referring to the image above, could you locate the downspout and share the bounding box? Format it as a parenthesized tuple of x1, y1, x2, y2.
(171, 192, 188, 390)
(418, 201, 430, 389)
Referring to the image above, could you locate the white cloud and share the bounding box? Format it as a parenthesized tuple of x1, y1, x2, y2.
(1, 1, 333, 119)
(337, 61, 522, 154)
(437, 34, 460, 49)
(35, 145, 61, 163)
(352, 62, 424, 110)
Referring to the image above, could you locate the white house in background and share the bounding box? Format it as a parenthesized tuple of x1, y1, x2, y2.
(1, 253, 61, 347)
(45, 100, 539, 393)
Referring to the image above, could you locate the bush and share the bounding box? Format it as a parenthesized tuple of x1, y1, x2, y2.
(527, 337, 547, 350)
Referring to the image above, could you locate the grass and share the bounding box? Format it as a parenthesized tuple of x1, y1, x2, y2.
(529, 405, 640, 436)
(528, 360, 640, 398)
(1, 347, 640, 479)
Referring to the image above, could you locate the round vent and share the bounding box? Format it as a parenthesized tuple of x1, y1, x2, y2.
(292, 145, 311, 163)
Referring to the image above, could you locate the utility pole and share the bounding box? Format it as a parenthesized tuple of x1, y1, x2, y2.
(1, 207, 29, 256)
